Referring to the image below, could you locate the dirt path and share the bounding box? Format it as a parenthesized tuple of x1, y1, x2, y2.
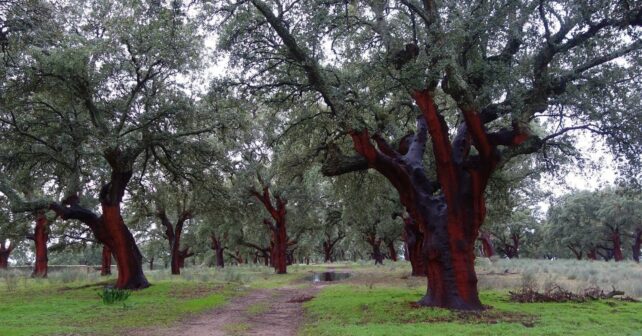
(127, 285, 320, 336)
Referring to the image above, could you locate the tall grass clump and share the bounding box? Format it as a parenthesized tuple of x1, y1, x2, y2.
(98, 286, 131, 304)
(0, 269, 20, 291)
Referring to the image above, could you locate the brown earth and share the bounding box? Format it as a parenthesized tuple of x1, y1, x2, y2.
(126, 284, 321, 336)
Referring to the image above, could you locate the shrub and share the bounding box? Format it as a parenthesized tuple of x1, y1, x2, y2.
(98, 287, 131, 304)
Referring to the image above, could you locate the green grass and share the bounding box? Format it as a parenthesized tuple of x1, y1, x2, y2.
(302, 284, 642, 336)
(3, 261, 642, 335)
(0, 279, 234, 336)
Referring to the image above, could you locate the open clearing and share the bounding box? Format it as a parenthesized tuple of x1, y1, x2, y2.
(1, 260, 642, 336)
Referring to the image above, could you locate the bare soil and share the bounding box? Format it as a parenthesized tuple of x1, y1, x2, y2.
(127, 284, 321, 336)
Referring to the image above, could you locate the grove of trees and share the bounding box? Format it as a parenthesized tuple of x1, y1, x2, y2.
(0, 0, 640, 311)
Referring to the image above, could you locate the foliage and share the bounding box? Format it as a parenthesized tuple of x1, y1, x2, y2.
(98, 287, 131, 305)
(545, 188, 642, 260)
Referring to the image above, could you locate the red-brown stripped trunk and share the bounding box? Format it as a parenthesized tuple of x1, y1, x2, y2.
(251, 186, 289, 274)
(0, 240, 14, 269)
(272, 220, 287, 273)
(612, 229, 623, 262)
(32, 211, 49, 278)
(211, 234, 225, 268)
(176, 248, 193, 270)
(478, 231, 495, 258)
(346, 90, 528, 309)
(403, 216, 425, 276)
(101, 244, 112, 276)
(101, 204, 148, 288)
(323, 242, 333, 262)
(50, 167, 149, 289)
(158, 209, 193, 275)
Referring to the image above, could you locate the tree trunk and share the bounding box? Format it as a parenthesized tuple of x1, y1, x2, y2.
(272, 221, 287, 273)
(210, 234, 225, 268)
(568, 245, 583, 260)
(371, 242, 383, 265)
(0, 241, 13, 269)
(632, 229, 642, 263)
(478, 231, 494, 258)
(344, 89, 523, 309)
(158, 208, 193, 275)
(251, 186, 289, 274)
(50, 167, 149, 289)
(149, 257, 154, 270)
(323, 242, 333, 262)
(587, 248, 597, 260)
(403, 216, 425, 276)
(175, 248, 194, 271)
(612, 230, 623, 262)
(101, 244, 112, 276)
(100, 204, 148, 288)
(32, 211, 49, 278)
(387, 241, 398, 261)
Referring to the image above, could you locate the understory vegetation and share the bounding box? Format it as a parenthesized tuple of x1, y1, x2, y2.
(1, 260, 641, 336)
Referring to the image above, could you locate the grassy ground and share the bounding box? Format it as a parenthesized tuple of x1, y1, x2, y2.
(302, 260, 642, 336)
(302, 283, 642, 336)
(1, 259, 642, 335)
(0, 265, 291, 336)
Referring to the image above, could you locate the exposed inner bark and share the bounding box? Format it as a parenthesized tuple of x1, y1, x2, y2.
(158, 209, 193, 274)
(101, 244, 112, 276)
(0, 240, 14, 269)
(50, 166, 149, 289)
(211, 233, 226, 268)
(176, 247, 194, 269)
(402, 216, 426, 276)
(250, 186, 289, 274)
(32, 210, 49, 278)
(365, 232, 384, 265)
(343, 90, 527, 310)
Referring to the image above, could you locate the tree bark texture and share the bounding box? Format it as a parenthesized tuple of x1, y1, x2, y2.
(101, 244, 112, 276)
(251, 186, 288, 274)
(211, 234, 225, 268)
(50, 168, 149, 289)
(403, 216, 426, 276)
(32, 211, 49, 278)
(346, 90, 529, 309)
(158, 209, 193, 275)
